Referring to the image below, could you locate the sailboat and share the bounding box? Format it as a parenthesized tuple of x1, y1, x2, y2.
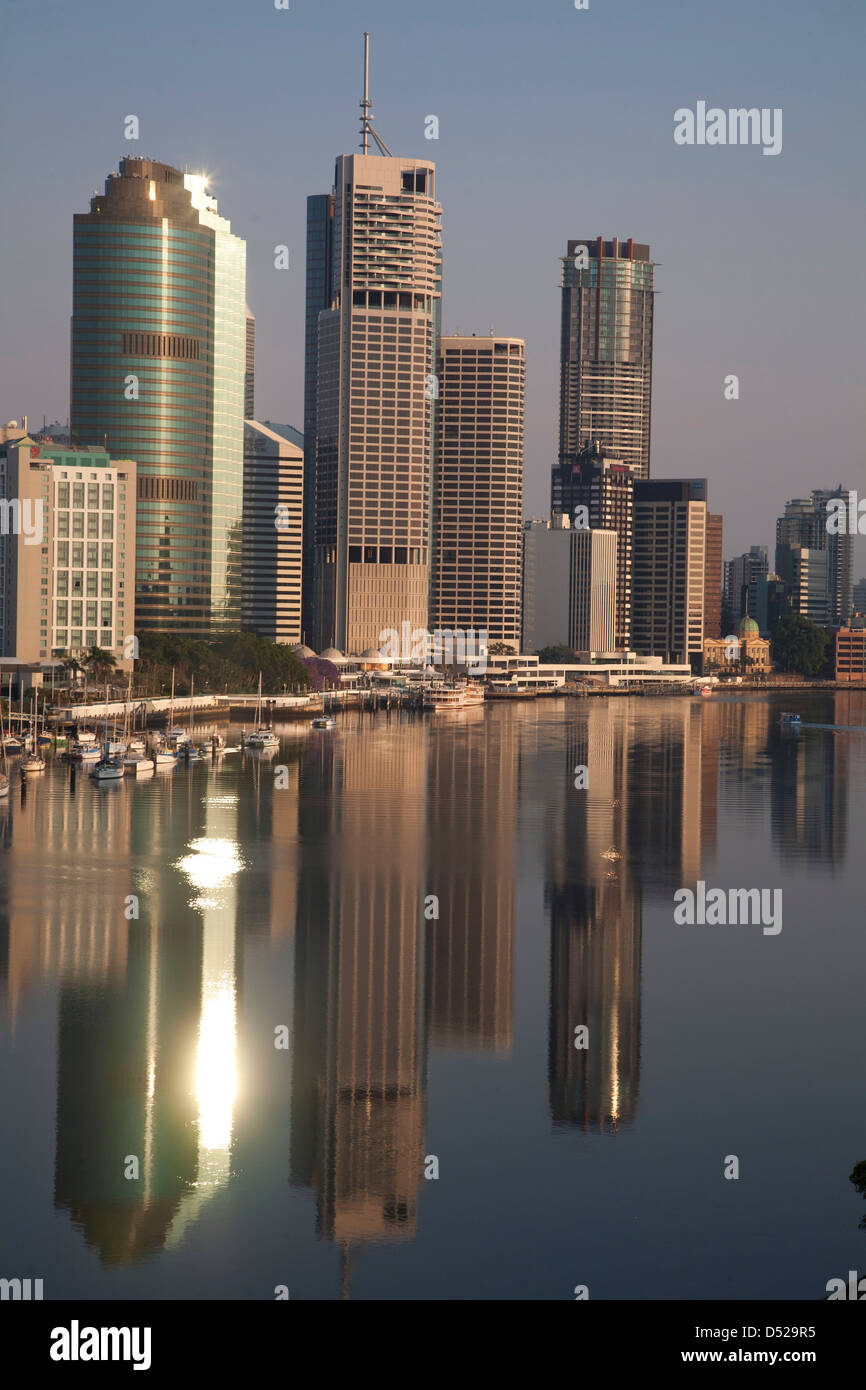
(181, 675, 206, 760)
(90, 696, 123, 782)
(245, 672, 279, 748)
(152, 669, 178, 767)
(21, 690, 46, 773)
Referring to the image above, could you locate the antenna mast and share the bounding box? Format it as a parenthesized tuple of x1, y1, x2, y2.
(359, 33, 394, 157)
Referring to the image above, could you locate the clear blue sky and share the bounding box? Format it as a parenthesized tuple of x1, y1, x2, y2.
(1, 0, 863, 566)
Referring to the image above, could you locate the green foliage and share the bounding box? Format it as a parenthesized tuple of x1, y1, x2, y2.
(536, 644, 578, 664)
(137, 631, 313, 695)
(770, 615, 829, 677)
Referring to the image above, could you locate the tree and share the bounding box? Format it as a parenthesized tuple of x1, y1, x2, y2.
(537, 644, 578, 664)
(770, 615, 829, 677)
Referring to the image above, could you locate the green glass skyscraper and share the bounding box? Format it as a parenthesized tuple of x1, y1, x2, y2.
(71, 157, 246, 634)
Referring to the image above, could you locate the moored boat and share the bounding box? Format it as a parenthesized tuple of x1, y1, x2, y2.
(311, 716, 337, 730)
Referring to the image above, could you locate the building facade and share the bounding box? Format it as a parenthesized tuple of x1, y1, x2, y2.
(431, 335, 524, 650)
(304, 151, 442, 654)
(704, 513, 723, 640)
(522, 517, 616, 655)
(242, 421, 304, 645)
(0, 438, 136, 666)
(551, 442, 636, 648)
(724, 545, 768, 626)
(71, 157, 247, 636)
(559, 237, 655, 479)
(775, 490, 854, 626)
(633, 479, 707, 665)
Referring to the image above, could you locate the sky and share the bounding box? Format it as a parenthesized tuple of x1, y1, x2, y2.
(1, 0, 864, 569)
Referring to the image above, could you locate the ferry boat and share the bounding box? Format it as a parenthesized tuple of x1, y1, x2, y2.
(422, 681, 486, 713)
(311, 715, 337, 731)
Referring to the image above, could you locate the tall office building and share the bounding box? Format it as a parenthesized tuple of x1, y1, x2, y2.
(71, 157, 247, 635)
(302, 191, 335, 644)
(633, 478, 707, 665)
(853, 577, 866, 615)
(704, 513, 723, 640)
(551, 441, 636, 647)
(775, 490, 853, 625)
(724, 544, 768, 624)
(522, 517, 617, 655)
(559, 237, 655, 478)
(431, 334, 524, 649)
(242, 421, 303, 644)
(0, 437, 136, 666)
(304, 42, 442, 652)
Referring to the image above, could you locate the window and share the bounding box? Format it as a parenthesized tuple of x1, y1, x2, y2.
(86, 602, 97, 626)
(100, 631, 112, 648)
(87, 574, 98, 597)
(72, 483, 84, 508)
(57, 482, 69, 508)
(72, 512, 84, 538)
(86, 630, 98, 647)
(57, 512, 69, 538)
(57, 542, 69, 566)
(56, 602, 68, 624)
(102, 514, 113, 539)
(87, 513, 99, 538)
(72, 543, 83, 567)
(101, 574, 113, 597)
(102, 544, 113, 568)
(102, 483, 114, 508)
(88, 483, 100, 508)
(71, 601, 82, 624)
(56, 573, 68, 597)
(87, 543, 98, 567)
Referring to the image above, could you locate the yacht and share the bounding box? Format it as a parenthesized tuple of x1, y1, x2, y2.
(20, 752, 46, 775)
(311, 715, 337, 731)
(123, 753, 154, 776)
(246, 671, 280, 746)
(153, 748, 178, 769)
(0, 773, 8, 799)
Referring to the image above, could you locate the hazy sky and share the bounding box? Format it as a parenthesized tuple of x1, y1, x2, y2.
(1, 0, 863, 567)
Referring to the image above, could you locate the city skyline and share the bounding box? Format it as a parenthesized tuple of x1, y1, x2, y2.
(1, 0, 863, 571)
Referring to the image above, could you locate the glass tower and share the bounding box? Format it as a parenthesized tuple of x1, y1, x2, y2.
(559, 237, 655, 479)
(71, 157, 247, 635)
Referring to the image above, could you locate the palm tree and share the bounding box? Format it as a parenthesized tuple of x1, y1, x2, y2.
(83, 646, 118, 689)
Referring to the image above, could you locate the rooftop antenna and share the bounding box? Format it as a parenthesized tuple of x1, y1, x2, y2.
(359, 33, 394, 157)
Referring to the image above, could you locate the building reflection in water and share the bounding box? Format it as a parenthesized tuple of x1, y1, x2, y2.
(290, 721, 429, 1291)
(46, 771, 242, 1264)
(544, 701, 642, 1132)
(425, 708, 516, 1053)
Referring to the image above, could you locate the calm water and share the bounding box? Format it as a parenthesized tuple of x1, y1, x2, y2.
(1, 691, 864, 1300)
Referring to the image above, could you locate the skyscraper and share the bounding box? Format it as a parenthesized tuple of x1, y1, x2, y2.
(633, 478, 707, 665)
(244, 306, 256, 421)
(522, 517, 617, 655)
(559, 237, 655, 478)
(551, 441, 637, 648)
(71, 157, 247, 635)
(724, 544, 768, 624)
(431, 334, 524, 649)
(304, 39, 442, 653)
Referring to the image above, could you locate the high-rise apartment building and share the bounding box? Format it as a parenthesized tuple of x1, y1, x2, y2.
(0, 437, 136, 665)
(71, 157, 247, 636)
(431, 335, 524, 649)
(242, 421, 304, 645)
(304, 48, 442, 652)
(522, 516, 617, 655)
(704, 513, 723, 640)
(633, 479, 707, 665)
(551, 441, 636, 648)
(559, 237, 655, 478)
